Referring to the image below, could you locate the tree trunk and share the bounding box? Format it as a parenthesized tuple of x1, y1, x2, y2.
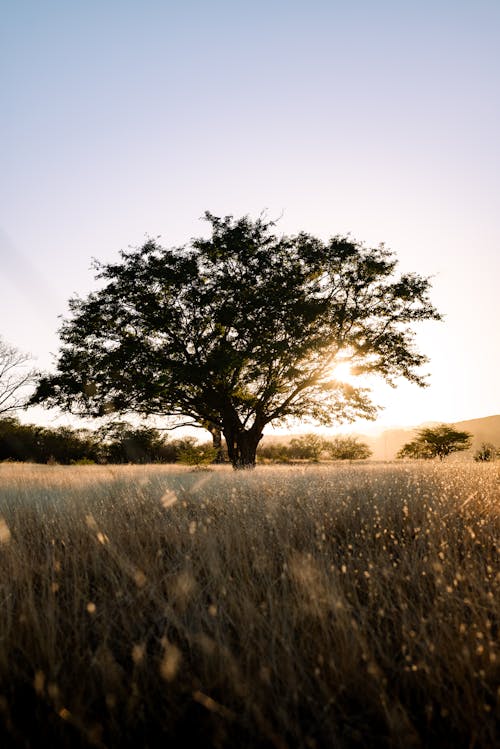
(208, 424, 225, 463)
(221, 407, 264, 469)
(201, 420, 225, 463)
(223, 427, 262, 469)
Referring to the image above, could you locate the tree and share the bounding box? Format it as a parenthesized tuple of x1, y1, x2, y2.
(0, 417, 102, 464)
(0, 337, 38, 415)
(325, 435, 371, 460)
(176, 437, 217, 467)
(97, 421, 168, 463)
(289, 434, 327, 461)
(397, 424, 472, 461)
(31, 213, 441, 468)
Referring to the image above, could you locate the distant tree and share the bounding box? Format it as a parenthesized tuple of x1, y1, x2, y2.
(0, 417, 38, 461)
(31, 213, 441, 468)
(473, 442, 498, 462)
(325, 435, 371, 460)
(397, 424, 472, 461)
(0, 337, 37, 415)
(98, 422, 167, 463)
(176, 437, 217, 467)
(289, 434, 327, 461)
(39, 426, 102, 464)
(0, 418, 101, 464)
(256, 441, 293, 463)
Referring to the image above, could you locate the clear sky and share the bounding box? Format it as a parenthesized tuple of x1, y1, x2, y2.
(1, 0, 499, 433)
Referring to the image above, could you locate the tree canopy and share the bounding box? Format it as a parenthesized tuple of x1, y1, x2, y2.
(397, 424, 472, 461)
(31, 212, 441, 467)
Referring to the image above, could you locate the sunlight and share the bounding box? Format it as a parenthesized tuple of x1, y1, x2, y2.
(323, 354, 398, 430)
(329, 360, 356, 385)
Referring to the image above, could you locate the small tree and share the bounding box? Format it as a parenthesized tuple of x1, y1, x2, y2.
(397, 424, 472, 461)
(0, 338, 38, 415)
(325, 435, 371, 460)
(177, 438, 217, 467)
(289, 434, 327, 461)
(31, 213, 441, 469)
(474, 442, 498, 462)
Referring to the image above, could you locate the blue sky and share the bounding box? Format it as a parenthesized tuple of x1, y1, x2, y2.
(1, 0, 499, 431)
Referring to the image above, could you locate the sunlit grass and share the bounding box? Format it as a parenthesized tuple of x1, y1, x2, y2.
(0, 462, 498, 747)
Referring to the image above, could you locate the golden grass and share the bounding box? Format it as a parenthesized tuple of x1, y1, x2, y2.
(0, 462, 498, 748)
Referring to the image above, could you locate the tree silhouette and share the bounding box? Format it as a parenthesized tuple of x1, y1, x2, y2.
(31, 213, 441, 468)
(0, 337, 37, 415)
(397, 424, 472, 461)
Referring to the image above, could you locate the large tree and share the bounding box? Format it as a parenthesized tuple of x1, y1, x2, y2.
(31, 213, 441, 468)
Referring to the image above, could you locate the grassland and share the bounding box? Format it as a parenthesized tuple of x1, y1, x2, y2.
(0, 462, 498, 748)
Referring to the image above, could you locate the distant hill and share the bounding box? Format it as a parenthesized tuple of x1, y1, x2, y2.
(363, 429, 414, 461)
(261, 415, 500, 460)
(453, 415, 500, 447)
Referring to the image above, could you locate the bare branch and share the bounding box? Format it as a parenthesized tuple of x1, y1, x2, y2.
(0, 338, 38, 415)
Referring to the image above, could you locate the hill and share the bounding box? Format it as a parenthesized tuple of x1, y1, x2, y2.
(383, 415, 500, 461)
(261, 415, 500, 460)
(453, 414, 500, 446)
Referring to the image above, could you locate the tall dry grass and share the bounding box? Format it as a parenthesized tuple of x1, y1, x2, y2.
(0, 462, 498, 748)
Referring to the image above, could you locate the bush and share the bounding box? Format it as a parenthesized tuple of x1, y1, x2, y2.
(474, 442, 498, 462)
(257, 442, 293, 462)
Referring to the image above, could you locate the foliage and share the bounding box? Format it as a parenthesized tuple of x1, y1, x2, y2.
(256, 441, 295, 462)
(31, 212, 441, 467)
(0, 337, 38, 415)
(396, 439, 435, 460)
(175, 437, 217, 466)
(285, 433, 371, 461)
(397, 424, 472, 461)
(289, 433, 326, 461)
(257, 434, 371, 462)
(0, 417, 225, 465)
(325, 435, 372, 460)
(0, 417, 102, 464)
(97, 421, 170, 463)
(0, 463, 498, 747)
(474, 442, 498, 462)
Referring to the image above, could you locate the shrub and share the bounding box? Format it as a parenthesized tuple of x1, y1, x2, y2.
(474, 442, 498, 462)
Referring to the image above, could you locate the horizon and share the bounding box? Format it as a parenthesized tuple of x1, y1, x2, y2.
(13, 405, 500, 443)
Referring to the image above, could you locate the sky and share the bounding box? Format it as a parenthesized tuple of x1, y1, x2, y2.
(1, 0, 499, 435)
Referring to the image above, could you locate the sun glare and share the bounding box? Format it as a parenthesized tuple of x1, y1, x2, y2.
(330, 360, 356, 384)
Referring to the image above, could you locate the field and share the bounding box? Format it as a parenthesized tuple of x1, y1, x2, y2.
(0, 462, 498, 748)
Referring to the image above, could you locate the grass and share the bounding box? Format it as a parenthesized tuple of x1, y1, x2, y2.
(0, 461, 498, 748)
